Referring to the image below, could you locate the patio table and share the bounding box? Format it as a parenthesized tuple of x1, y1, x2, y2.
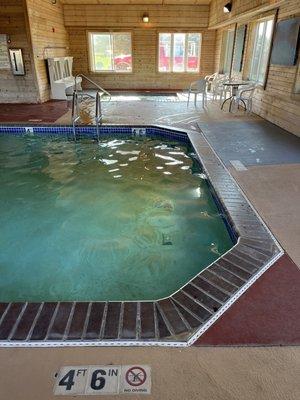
(221, 81, 250, 112)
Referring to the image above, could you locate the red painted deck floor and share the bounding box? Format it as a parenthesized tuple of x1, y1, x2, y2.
(0, 101, 68, 123)
(195, 254, 300, 346)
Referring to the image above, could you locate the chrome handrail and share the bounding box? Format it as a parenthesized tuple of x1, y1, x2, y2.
(71, 91, 80, 140)
(95, 91, 102, 141)
(72, 89, 104, 141)
(71, 74, 110, 140)
(75, 74, 111, 102)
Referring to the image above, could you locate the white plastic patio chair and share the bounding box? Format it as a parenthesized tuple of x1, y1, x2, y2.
(204, 72, 218, 92)
(205, 72, 218, 81)
(212, 75, 231, 104)
(187, 79, 207, 108)
(235, 83, 258, 113)
(230, 72, 242, 81)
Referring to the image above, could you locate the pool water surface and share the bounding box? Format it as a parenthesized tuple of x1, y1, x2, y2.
(0, 134, 233, 302)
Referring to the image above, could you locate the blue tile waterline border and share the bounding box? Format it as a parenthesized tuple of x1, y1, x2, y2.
(0, 124, 190, 143)
(0, 124, 283, 347)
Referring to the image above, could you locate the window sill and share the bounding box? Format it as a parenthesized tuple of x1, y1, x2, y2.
(90, 71, 133, 74)
(158, 71, 200, 74)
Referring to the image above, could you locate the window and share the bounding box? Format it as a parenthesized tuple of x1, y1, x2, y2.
(249, 19, 273, 83)
(89, 32, 132, 73)
(232, 25, 247, 73)
(219, 30, 235, 74)
(158, 33, 201, 73)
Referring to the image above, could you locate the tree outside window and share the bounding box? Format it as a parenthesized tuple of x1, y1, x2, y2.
(89, 32, 132, 73)
(249, 19, 273, 83)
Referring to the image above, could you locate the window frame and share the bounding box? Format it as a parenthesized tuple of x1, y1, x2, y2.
(232, 24, 247, 73)
(157, 32, 202, 74)
(249, 18, 274, 84)
(88, 31, 133, 74)
(219, 29, 235, 74)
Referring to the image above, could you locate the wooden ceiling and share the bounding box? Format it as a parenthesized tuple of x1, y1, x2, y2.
(60, 0, 211, 4)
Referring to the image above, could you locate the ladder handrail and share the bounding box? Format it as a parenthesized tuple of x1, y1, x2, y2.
(95, 91, 102, 123)
(71, 89, 103, 141)
(71, 90, 80, 139)
(95, 91, 102, 141)
(75, 74, 111, 102)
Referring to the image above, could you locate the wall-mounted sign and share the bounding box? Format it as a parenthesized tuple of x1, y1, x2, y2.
(0, 34, 10, 69)
(9, 48, 25, 75)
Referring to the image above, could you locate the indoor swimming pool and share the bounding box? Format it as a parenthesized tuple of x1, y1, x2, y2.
(0, 132, 233, 302)
(0, 125, 280, 345)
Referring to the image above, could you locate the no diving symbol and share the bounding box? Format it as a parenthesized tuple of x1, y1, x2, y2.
(125, 366, 147, 387)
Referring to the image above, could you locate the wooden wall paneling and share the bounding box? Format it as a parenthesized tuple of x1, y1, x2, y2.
(65, 4, 215, 90)
(0, 0, 39, 103)
(209, 0, 281, 28)
(211, 0, 300, 136)
(25, 0, 70, 102)
(60, 1, 211, 4)
(63, 4, 210, 28)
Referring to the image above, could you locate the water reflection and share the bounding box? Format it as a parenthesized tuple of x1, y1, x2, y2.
(0, 135, 233, 302)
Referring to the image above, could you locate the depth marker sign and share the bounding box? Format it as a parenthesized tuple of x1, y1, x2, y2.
(54, 365, 151, 395)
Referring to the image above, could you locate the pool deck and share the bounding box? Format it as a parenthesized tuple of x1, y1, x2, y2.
(0, 95, 299, 399)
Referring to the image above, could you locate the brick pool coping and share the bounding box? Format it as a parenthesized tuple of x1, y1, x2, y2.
(0, 124, 283, 347)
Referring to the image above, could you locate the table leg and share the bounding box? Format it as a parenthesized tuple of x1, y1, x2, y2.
(221, 96, 233, 110)
(239, 98, 247, 111)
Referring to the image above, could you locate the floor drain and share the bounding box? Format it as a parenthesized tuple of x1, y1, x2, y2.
(162, 234, 172, 245)
(229, 160, 248, 171)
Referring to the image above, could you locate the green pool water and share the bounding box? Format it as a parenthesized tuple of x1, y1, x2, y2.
(0, 134, 233, 301)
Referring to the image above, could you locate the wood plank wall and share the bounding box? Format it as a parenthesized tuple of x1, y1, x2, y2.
(209, 0, 274, 27)
(26, 0, 70, 102)
(0, 0, 39, 103)
(64, 4, 215, 90)
(210, 0, 300, 136)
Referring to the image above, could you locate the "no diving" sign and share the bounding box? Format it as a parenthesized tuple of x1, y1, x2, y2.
(54, 365, 151, 395)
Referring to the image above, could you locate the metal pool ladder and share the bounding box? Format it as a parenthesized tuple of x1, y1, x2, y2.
(71, 74, 111, 140)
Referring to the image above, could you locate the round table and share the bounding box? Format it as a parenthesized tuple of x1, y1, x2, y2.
(221, 81, 250, 112)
